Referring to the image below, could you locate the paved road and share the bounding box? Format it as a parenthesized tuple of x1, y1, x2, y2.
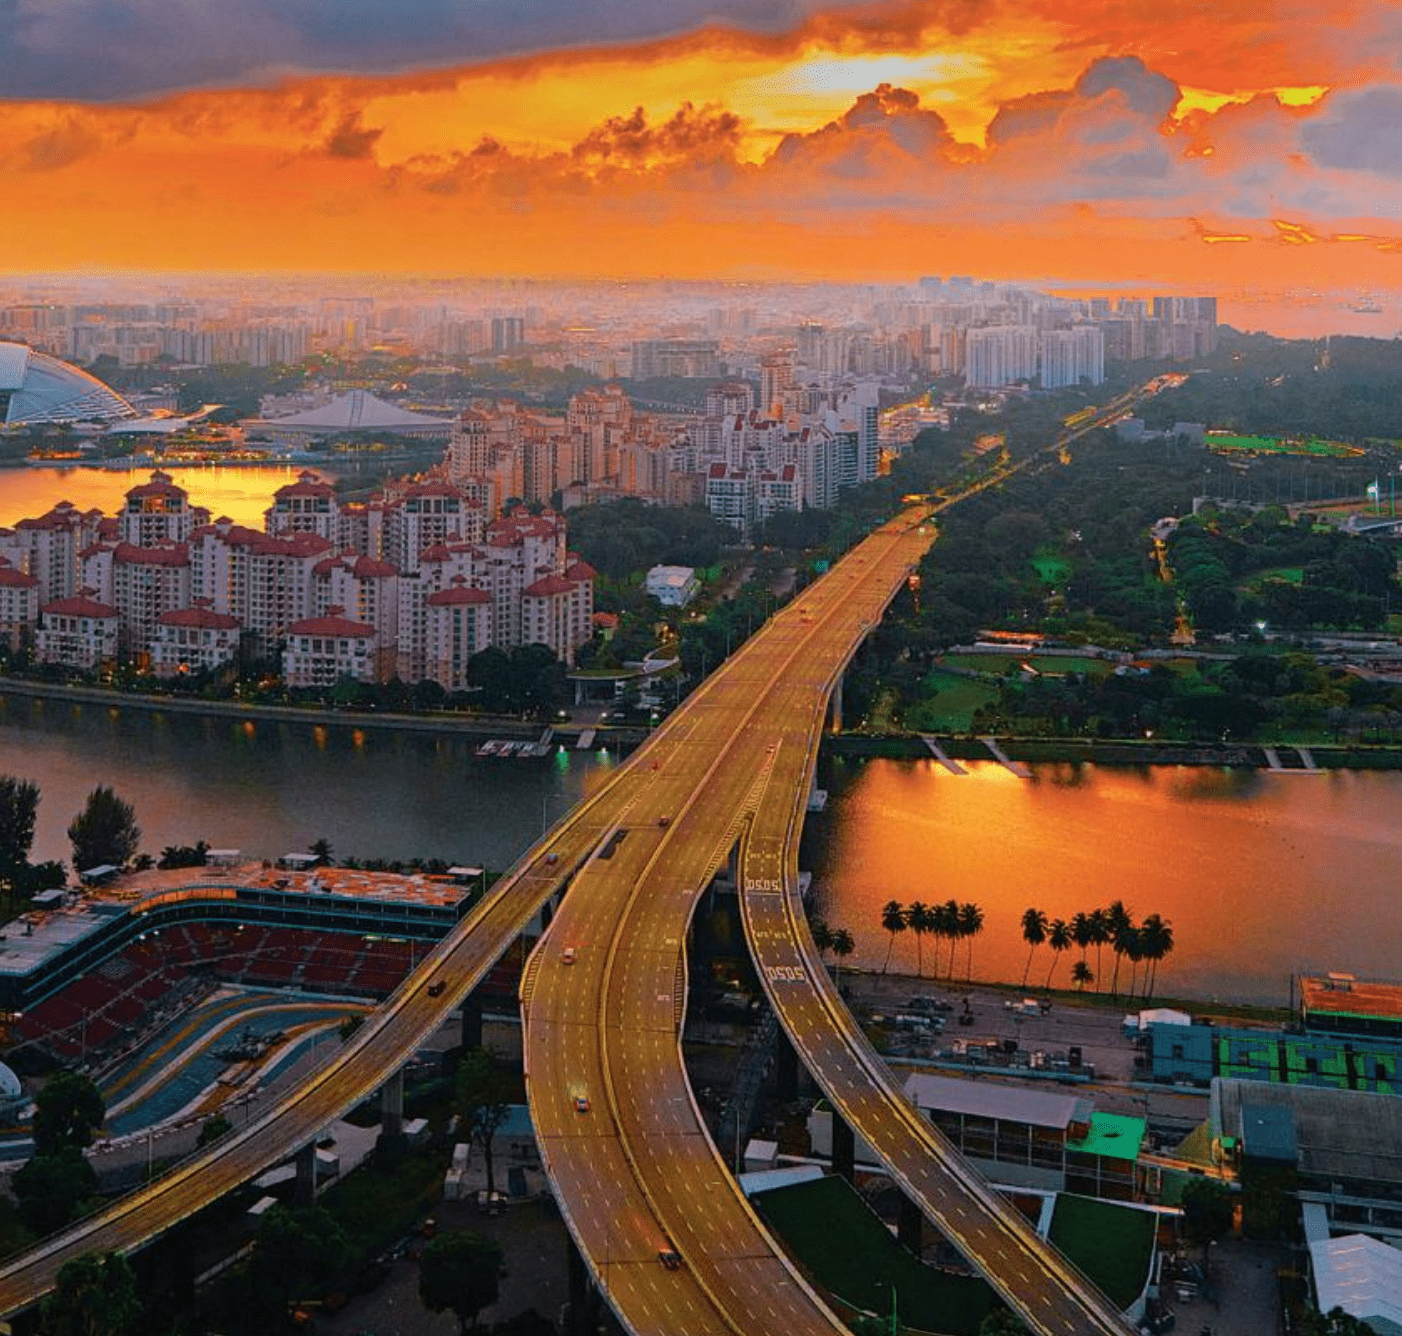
(0, 382, 1164, 1323)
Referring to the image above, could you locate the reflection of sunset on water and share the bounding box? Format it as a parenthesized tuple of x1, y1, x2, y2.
(807, 758, 1402, 1004)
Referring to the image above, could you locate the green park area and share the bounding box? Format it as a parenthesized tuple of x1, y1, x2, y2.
(1031, 549, 1072, 584)
(906, 670, 1000, 732)
(1205, 431, 1362, 459)
(1238, 566, 1304, 592)
(1047, 1195, 1156, 1310)
(754, 1175, 994, 1335)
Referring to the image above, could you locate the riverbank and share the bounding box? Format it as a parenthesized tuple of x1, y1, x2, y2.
(826, 732, 1402, 770)
(0, 676, 649, 747)
(4, 674, 1400, 768)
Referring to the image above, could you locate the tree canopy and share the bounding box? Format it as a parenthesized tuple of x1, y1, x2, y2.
(0, 774, 39, 891)
(67, 787, 141, 871)
(13, 1147, 98, 1235)
(245, 1204, 351, 1320)
(455, 1048, 513, 1198)
(418, 1229, 503, 1334)
(38, 1252, 142, 1336)
(33, 1071, 106, 1156)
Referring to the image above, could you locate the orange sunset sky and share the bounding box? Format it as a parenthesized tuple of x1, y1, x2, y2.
(3, 0, 1400, 292)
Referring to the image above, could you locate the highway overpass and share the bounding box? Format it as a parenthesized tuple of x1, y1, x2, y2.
(0, 388, 1158, 1327)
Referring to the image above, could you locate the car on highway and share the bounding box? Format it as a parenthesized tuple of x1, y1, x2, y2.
(561, 946, 577, 965)
(658, 1247, 681, 1270)
(573, 1094, 590, 1113)
(426, 980, 446, 997)
(657, 815, 671, 828)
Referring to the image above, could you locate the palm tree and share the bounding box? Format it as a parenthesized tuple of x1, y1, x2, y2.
(958, 902, 984, 981)
(880, 900, 908, 975)
(1020, 907, 1048, 988)
(1071, 960, 1094, 993)
(1139, 913, 1175, 1001)
(811, 917, 833, 959)
(1087, 908, 1112, 987)
(830, 927, 855, 987)
(1045, 918, 1072, 990)
(1071, 911, 1093, 967)
(941, 898, 961, 979)
(907, 901, 931, 978)
(1123, 926, 1147, 1001)
(1105, 900, 1134, 997)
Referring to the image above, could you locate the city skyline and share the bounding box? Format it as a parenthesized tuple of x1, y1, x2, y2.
(0, 1, 1397, 328)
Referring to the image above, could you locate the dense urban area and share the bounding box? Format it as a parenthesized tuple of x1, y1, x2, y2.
(0, 275, 1398, 1336)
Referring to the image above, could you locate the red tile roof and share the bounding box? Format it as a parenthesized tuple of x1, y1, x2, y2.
(427, 585, 491, 607)
(157, 607, 241, 630)
(523, 574, 576, 598)
(42, 595, 118, 619)
(114, 541, 189, 567)
(287, 614, 376, 639)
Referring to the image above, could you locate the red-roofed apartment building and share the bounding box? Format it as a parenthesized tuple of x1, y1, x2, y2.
(0, 558, 39, 652)
(424, 578, 493, 690)
(117, 470, 207, 547)
(36, 592, 119, 670)
(311, 554, 400, 680)
(14, 502, 104, 603)
(189, 523, 332, 650)
(149, 604, 242, 678)
(282, 609, 377, 688)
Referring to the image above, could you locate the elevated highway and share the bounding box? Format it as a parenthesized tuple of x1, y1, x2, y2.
(0, 380, 1163, 1324)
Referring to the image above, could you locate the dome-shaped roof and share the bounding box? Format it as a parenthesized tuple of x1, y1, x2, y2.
(0, 342, 135, 427)
(0, 1061, 21, 1100)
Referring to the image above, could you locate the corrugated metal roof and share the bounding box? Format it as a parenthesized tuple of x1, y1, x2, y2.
(904, 1072, 1088, 1129)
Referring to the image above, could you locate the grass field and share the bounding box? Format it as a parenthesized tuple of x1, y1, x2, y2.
(754, 1175, 995, 1335)
(1032, 549, 1072, 584)
(1205, 432, 1362, 459)
(1047, 1194, 1155, 1310)
(1239, 566, 1304, 591)
(908, 671, 1000, 731)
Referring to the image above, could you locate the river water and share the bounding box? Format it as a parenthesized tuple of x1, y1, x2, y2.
(0, 465, 305, 531)
(1, 692, 1399, 1004)
(0, 693, 615, 874)
(804, 755, 1402, 1006)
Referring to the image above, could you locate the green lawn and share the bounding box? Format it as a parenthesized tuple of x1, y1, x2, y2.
(1206, 432, 1361, 459)
(754, 1175, 995, 1335)
(1047, 1195, 1155, 1310)
(1239, 566, 1303, 591)
(908, 671, 1000, 732)
(1032, 549, 1072, 584)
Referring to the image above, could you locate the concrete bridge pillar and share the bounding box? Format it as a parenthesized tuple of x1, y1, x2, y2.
(565, 1231, 599, 1336)
(829, 675, 843, 733)
(460, 993, 483, 1051)
(294, 1142, 318, 1206)
(898, 1193, 924, 1253)
(379, 1068, 404, 1140)
(831, 1109, 855, 1183)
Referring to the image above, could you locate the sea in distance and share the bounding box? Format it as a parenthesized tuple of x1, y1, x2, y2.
(1, 692, 1399, 1006)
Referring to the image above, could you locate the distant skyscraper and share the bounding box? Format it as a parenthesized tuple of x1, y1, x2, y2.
(491, 316, 526, 353)
(1040, 327, 1105, 389)
(964, 326, 1038, 388)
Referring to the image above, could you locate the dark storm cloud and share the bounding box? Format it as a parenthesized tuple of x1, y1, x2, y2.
(0, 0, 819, 101)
